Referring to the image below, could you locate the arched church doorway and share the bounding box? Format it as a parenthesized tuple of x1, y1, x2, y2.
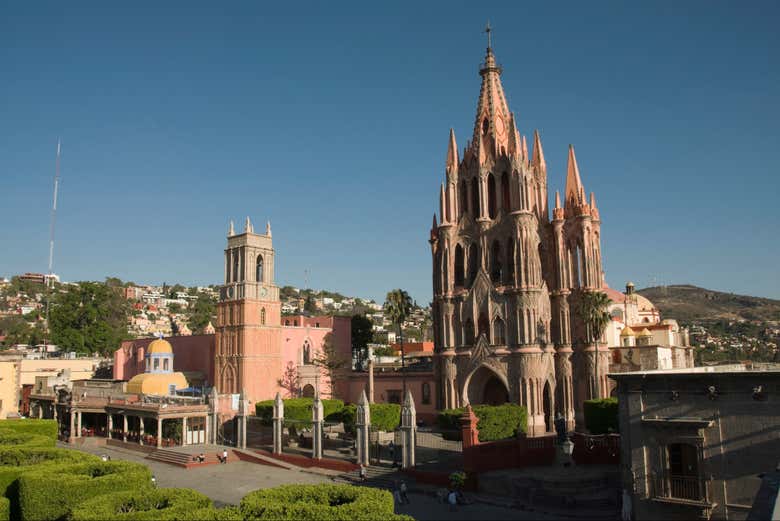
(543, 380, 553, 432)
(301, 384, 315, 398)
(484, 376, 509, 405)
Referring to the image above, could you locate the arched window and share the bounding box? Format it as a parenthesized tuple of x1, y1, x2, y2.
(153, 358, 159, 371)
(468, 243, 479, 285)
(505, 237, 515, 285)
(463, 319, 475, 345)
(260, 308, 266, 325)
(491, 240, 502, 283)
(256, 254, 264, 282)
(487, 173, 497, 219)
(441, 249, 449, 292)
(303, 342, 311, 365)
(228, 307, 234, 325)
(459, 180, 468, 217)
(163, 358, 169, 371)
(454, 245, 465, 287)
(493, 317, 505, 345)
(422, 382, 431, 404)
(478, 313, 490, 341)
(232, 252, 239, 283)
(470, 177, 480, 217)
(501, 171, 510, 211)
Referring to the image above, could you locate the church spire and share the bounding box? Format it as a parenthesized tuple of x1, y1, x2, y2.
(507, 113, 520, 158)
(532, 130, 546, 171)
(565, 144, 585, 207)
(471, 30, 511, 156)
(446, 128, 459, 174)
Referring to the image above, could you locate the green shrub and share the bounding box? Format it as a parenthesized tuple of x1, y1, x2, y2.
(0, 420, 58, 442)
(18, 460, 152, 521)
(0, 433, 53, 449)
(0, 447, 99, 496)
(69, 488, 212, 520)
(178, 506, 244, 521)
(0, 497, 8, 521)
(437, 404, 527, 442)
(340, 403, 400, 435)
(583, 398, 618, 434)
(240, 483, 403, 521)
(255, 398, 344, 427)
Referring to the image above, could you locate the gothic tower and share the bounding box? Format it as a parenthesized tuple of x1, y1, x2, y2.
(215, 218, 282, 403)
(431, 40, 605, 433)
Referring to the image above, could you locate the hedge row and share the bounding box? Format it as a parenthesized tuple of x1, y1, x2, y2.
(339, 403, 401, 435)
(18, 461, 152, 520)
(0, 420, 58, 441)
(583, 398, 619, 434)
(69, 488, 212, 521)
(240, 483, 413, 521)
(254, 398, 344, 426)
(0, 433, 53, 449)
(0, 447, 99, 496)
(0, 497, 8, 521)
(437, 404, 528, 442)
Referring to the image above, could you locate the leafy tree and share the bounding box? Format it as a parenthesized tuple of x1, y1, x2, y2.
(351, 314, 373, 368)
(49, 282, 131, 355)
(168, 284, 186, 298)
(312, 333, 348, 397)
(304, 294, 318, 314)
(167, 302, 183, 314)
(577, 290, 612, 399)
(277, 361, 300, 398)
(187, 293, 216, 334)
(384, 289, 412, 394)
(104, 277, 124, 288)
(372, 345, 396, 357)
(0, 316, 34, 347)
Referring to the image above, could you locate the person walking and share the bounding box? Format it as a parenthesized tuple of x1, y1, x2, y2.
(448, 490, 457, 512)
(221, 449, 228, 464)
(359, 464, 367, 482)
(400, 481, 409, 504)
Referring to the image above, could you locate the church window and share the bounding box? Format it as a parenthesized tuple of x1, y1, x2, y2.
(464, 319, 475, 345)
(454, 245, 465, 287)
(459, 180, 468, 217)
(482, 117, 489, 135)
(468, 243, 479, 285)
(422, 382, 431, 404)
(478, 313, 490, 341)
(228, 306, 234, 325)
(153, 358, 159, 371)
(256, 255, 264, 283)
(501, 171, 510, 211)
(470, 177, 480, 217)
(493, 317, 505, 345)
(441, 249, 449, 292)
(487, 173, 497, 219)
(491, 240, 502, 283)
(232, 251, 239, 283)
(261, 308, 266, 325)
(505, 237, 515, 285)
(163, 358, 169, 371)
(303, 342, 311, 365)
(315, 322, 320, 328)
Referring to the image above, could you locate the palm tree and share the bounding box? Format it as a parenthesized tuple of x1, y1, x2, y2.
(384, 289, 413, 396)
(577, 291, 612, 399)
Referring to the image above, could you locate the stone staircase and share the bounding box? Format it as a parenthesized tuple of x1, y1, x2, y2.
(146, 449, 237, 468)
(332, 465, 408, 491)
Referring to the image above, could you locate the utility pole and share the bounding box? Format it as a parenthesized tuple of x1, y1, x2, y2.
(44, 139, 61, 355)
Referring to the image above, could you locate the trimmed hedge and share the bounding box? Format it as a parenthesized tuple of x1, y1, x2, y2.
(69, 487, 212, 520)
(0, 497, 8, 521)
(583, 398, 618, 434)
(0, 432, 54, 449)
(340, 403, 401, 435)
(437, 404, 528, 442)
(240, 483, 409, 521)
(0, 420, 58, 442)
(177, 507, 244, 521)
(255, 398, 344, 427)
(0, 447, 99, 496)
(18, 460, 152, 521)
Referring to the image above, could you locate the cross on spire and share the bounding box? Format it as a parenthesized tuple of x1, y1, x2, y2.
(484, 21, 492, 49)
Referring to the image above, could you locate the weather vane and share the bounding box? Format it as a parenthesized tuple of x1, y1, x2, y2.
(484, 21, 492, 49)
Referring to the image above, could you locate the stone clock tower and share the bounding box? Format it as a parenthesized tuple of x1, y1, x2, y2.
(215, 217, 282, 403)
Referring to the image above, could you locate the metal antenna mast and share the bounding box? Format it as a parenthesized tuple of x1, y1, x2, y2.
(44, 139, 61, 350)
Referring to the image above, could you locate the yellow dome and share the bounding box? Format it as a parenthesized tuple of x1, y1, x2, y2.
(620, 326, 636, 337)
(638, 328, 652, 337)
(126, 372, 188, 395)
(147, 338, 173, 354)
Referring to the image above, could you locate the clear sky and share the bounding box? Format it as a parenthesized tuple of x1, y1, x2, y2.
(1, 1, 779, 304)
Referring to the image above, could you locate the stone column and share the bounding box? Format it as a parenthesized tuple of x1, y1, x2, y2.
(272, 392, 284, 455)
(68, 409, 75, 444)
(367, 359, 375, 404)
(460, 405, 479, 449)
(157, 418, 162, 448)
(76, 411, 82, 437)
(401, 390, 416, 469)
(123, 414, 128, 442)
(311, 394, 324, 460)
(107, 413, 113, 440)
(182, 417, 188, 446)
(355, 390, 370, 466)
(37, 401, 43, 419)
(139, 417, 145, 446)
(204, 415, 210, 446)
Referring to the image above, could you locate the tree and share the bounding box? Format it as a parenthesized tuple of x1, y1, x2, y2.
(187, 293, 216, 334)
(49, 282, 131, 355)
(351, 314, 373, 368)
(277, 361, 300, 398)
(304, 294, 318, 314)
(577, 290, 612, 399)
(312, 333, 348, 397)
(0, 316, 34, 347)
(168, 284, 186, 298)
(167, 302, 183, 314)
(384, 289, 413, 395)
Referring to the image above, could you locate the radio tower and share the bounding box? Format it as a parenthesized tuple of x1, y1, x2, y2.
(44, 139, 61, 351)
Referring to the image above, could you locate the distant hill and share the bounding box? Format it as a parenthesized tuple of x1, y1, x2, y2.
(637, 285, 780, 324)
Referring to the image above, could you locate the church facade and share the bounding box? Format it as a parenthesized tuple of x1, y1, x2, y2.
(430, 44, 608, 435)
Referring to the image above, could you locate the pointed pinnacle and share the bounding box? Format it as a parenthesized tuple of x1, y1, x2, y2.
(555, 191, 561, 209)
(532, 130, 546, 170)
(565, 144, 585, 206)
(446, 128, 459, 169)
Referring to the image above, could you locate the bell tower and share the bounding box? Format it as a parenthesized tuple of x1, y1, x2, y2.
(215, 217, 282, 403)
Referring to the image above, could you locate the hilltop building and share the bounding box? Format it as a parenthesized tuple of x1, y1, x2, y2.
(430, 41, 611, 434)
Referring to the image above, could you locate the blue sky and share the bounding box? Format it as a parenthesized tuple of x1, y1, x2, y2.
(1, 1, 779, 304)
